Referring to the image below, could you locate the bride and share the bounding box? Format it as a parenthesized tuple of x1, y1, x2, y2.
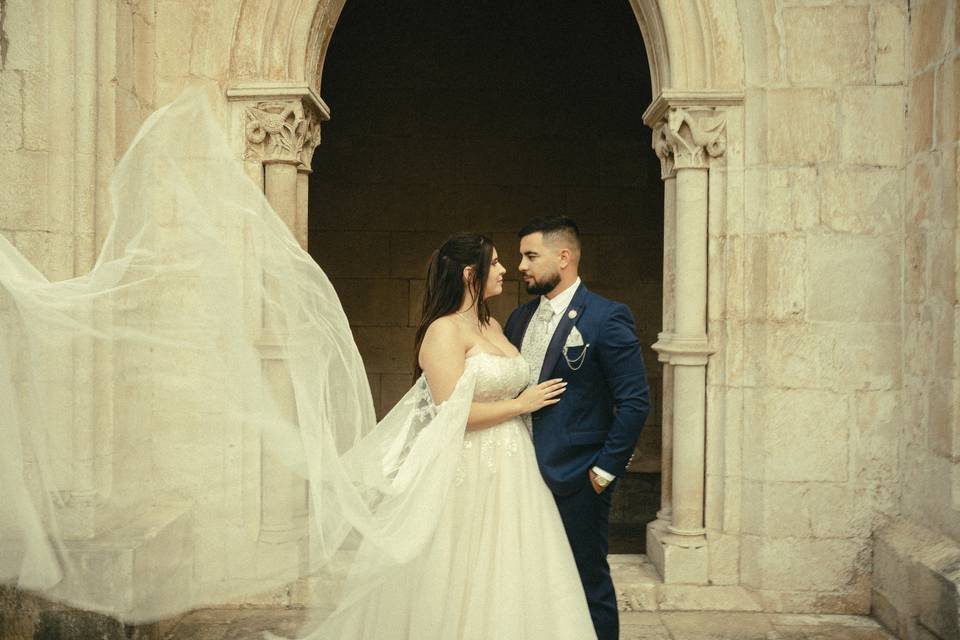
(0, 91, 597, 639)
(319, 233, 599, 639)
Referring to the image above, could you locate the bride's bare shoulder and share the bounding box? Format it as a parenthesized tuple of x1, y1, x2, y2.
(422, 315, 463, 344)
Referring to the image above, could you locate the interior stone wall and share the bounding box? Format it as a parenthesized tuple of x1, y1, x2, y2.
(733, 0, 909, 612)
(307, 1, 665, 478)
(871, 2, 960, 639)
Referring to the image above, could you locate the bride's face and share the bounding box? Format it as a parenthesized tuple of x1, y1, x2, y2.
(482, 248, 507, 300)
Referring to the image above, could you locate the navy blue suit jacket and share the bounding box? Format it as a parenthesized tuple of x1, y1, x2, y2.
(505, 284, 650, 496)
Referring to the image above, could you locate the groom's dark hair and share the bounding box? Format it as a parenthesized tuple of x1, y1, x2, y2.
(518, 215, 581, 252)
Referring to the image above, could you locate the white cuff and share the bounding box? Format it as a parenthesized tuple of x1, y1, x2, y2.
(591, 466, 615, 482)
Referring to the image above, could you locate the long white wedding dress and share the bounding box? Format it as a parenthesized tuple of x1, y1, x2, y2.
(320, 352, 597, 639)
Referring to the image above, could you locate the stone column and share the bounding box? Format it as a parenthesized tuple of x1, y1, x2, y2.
(645, 94, 733, 584)
(653, 136, 676, 525)
(229, 90, 327, 544)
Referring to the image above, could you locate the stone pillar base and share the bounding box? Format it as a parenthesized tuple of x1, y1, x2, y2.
(646, 518, 709, 584)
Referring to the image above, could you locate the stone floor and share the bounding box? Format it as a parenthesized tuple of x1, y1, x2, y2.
(163, 608, 899, 639)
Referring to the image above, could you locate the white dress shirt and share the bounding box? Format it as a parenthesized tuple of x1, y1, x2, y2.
(535, 278, 616, 484)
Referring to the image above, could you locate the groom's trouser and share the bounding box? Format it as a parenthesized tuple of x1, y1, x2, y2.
(554, 479, 617, 640)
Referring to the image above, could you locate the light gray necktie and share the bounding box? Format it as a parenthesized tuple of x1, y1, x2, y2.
(521, 301, 556, 387)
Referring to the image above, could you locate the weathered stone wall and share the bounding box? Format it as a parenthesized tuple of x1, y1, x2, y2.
(2, 0, 958, 626)
(733, 0, 908, 613)
(871, 1, 960, 638)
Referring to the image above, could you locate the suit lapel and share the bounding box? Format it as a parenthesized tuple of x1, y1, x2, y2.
(539, 284, 589, 383)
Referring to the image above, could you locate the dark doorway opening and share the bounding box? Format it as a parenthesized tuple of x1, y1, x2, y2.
(309, 0, 664, 553)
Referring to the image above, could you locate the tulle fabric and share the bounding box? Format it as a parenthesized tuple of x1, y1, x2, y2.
(305, 352, 597, 640)
(0, 89, 479, 628)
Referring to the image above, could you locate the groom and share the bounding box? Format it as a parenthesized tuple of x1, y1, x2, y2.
(505, 216, 650, 640)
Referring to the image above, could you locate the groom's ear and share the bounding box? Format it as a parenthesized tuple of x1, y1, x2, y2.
(557, 247, 572, 269)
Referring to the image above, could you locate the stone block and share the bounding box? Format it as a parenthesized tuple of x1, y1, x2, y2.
(744, 168, 818, 234)
(4, 0, 44, 71)
(408, 279, 424, 326)
(380, 373, 414, 416)
(753, 586, 871, 614)
(757, 538, 868, 593)
(767, 90, 838, 165)
(840, 86, 904, 167)
(723, 237, 745, 321)
(743, 235, 767, 322)
(909, 71, 935, 155)
(932, 299, 954, 380)
(911, 0, 949, 74)
(0, 150, 46, 232)
(21, 71, 47, 151)
(354, 326, 416, 374)
(821, 168, 901, 235)
(612, 554, 658, 612)
(806, 483, 873, 539)
(488, 232, 521, 277)
(366, 373, 382, 417)
(0, 71, 23, 151)
(873, 518, 960, 640)
(937, 56, 958, 146)
(660, 611, 771, 637)
(903, 233, 928, 303)
(155, 1, 196, 78)
(647, 526, 708, 585)
(852, 390, 900, 484)
(741, 1, 784, 86)
(580, 234, 658, 282)
(663, 587, 765, 615)
(765, 324, 821, 389)
(874, 2, 907, 84)
(309, 231, 390, 279)
(943, 145, 958, 230)
(565, 186, 661, 240)
(927, 379, 953, 457)
(743, 89, 767, 166)
(817, 323, 901, 391)
(807, 235, 900, 322)
(9, 231, 75, 282)
(353, 183, 440, 232)
(766, 234, 805, 321)
(46, 502, 194, 621)
(763, 389, 850, 482)
(334, 278, 409, 327)
(783, 6, 871, 85)
(707, 531, 741, 586)
(133, 10, 158, 106)
(740, 388, 767, 483)
(389, 231, 447, 279)
(930, 230, 956, 301)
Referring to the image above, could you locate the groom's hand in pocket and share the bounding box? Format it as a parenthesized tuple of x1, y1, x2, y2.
(588, 469, 606, 494)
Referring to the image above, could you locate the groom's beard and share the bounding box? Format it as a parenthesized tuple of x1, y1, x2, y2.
(524, 272, 561, 296)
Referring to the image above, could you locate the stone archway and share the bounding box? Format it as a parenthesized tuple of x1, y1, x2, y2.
(223, 0, 745, 591)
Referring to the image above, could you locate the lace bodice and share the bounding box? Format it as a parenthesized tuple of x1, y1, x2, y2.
(465, 352, 529, 402)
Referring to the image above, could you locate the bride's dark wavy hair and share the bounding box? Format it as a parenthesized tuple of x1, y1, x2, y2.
(414, 233, 495, 377)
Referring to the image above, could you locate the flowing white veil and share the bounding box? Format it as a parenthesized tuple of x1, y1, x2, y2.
(0, 89, 476, 636)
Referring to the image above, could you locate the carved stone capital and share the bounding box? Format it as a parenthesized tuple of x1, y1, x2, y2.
(656, 107, 727, 170)
(652, 122, 676, 179)
(242, 100, 323, 167)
